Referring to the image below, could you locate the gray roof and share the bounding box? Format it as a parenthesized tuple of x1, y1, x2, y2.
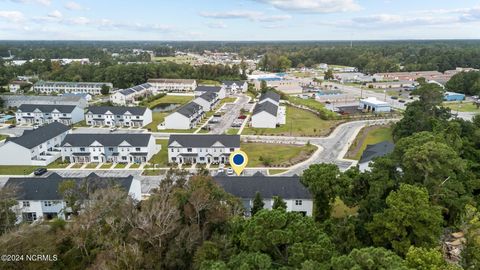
(18, 104, 78, 113)
(7, 122, 70, 149)
(253, 100, 278, 116)
(175, 102, 202, 117)
(222, 80, 246, 86)
(62, 133, 152, 147)
(86, 106, 147, 116)
(195, 85, 222, 93)
(214, 172, 311, 199)
(359, 141, 395, 164)
(198, 92, 218, 102)
(5, 173, 134, 201)
(118, 83, 152, 96)
(169, 134, 240, 148)
(260, 91, 280, 103)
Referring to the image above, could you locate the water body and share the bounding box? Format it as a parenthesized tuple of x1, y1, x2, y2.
(152, 103, 180, 112)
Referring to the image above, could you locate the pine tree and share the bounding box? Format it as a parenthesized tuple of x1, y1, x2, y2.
(251, 192, 264, 216)
(272, 196, 286, 211)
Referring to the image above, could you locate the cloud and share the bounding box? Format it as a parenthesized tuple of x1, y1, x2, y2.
(97, 19, 173, 32)
(64, 1, 85, 11)
(253, 0, 361, 13)
(207, 21, 227, 29)
(0, 10, 25, 22)
(199, 10, 291, 22)
(65, 16, 90, 25)
(6, 0, 51, 6)
(48, 10, 62, 18)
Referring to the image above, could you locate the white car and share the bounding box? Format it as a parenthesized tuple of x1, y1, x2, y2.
(110, 127, 117, 132)
(217, 168, 224, 174)
(33, 124, 39, 129)
(226, 168, 234, 176)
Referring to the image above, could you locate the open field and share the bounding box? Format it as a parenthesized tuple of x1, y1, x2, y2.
(444, 101, 480, 112)
(243, 106, 341, 137)
(241, 142, 317, 167)
(345, 125, 393, 160)
(0, 166, 39, 175)
(288, 96, 337, 118)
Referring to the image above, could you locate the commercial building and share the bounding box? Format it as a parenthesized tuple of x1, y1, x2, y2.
(85, 106, 152, 127)
(33, 81, 113, 95)
(359, 97, 391, 113)
(168, 134, 240, 164)
(251, 91, 286, 128)
(110, 83, 154, 106)
(5, 173, 141, 223)
(147, 78, 197, 92)
(15, 104, 84, 126)
(366, 81, 419, 89)
(214, 172, 313, 216)
(444, 92, 465, 101)
(0, 122, 70, 166)
(61, 133, 157, 164)
(163, 102, 204, 130)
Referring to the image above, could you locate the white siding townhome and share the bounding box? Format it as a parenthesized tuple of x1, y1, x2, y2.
(85, 106, 152, 127)
(16, 104, 84, 126)
(33, 81, 113, 95)
(192, 92, 219, 112)
(0, 122, 70, 166)
(61, 133, 158, 164)
(147, 78, 197, 93)
(5, 173, 141, 223)
(8, 80, 32, 93)
(222, 81, 248, 94)
(194, 85, 227, 99)
(110, 83, 154, 106)
(163, 102, 204, 130)
(251, 91, 286, 128)
(168, 134, 240, 164)
(214, 172, 313, 217)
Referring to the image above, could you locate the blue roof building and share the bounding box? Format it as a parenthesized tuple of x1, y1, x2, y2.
(444, 92, 465, 101)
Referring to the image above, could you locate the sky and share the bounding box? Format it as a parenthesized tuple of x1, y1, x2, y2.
(1, 0, 480, 40)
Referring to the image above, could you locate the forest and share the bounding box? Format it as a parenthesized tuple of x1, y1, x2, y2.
(0, 83, 479, 269)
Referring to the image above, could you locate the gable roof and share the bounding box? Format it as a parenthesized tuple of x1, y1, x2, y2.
(168, 134, 240, 148)
(259, 91, 280, 103)
(214, 172, 311, 199)
(253, 100, 278, 116)
(62, 133, 152, 147)
(175, 102, 202, 117)
(118, 83, 152, 96)
(86, 106, 147, 116)
(222, 80, 246, 86)
(7, 122, 70, 149)
(17, 104, 78, 114)
(147, 78, 196, 84)
(197, 92, 218, 102)
(359, 141, 395, 164)
(195, 85, 222, 93)
(5, 172, 134, 201)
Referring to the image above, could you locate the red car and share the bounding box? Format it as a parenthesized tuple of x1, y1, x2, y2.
(238, 115, 247, 119)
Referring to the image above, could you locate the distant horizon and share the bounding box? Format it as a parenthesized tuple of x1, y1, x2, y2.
(3, 38, 480, 42)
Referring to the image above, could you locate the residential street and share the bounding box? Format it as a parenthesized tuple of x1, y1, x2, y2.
(209, 94, 250, 134)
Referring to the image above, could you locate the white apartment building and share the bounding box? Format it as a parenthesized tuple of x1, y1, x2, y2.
(110, 83, 154, 106)
(16, 104, 84, 126)
(251, 91, 286, 128)
(194, 85, 227, 99)
(61, 133, 157, 164)
(222, 81, 248, 94)
(214, 172, 313, 216)
(163, 102, 204, 130)
(168, 134, 240, 164)
(5, 173, 141, 223)
(147, 78, 197, 93)
(85, 106, 152, 127)
(33, 81, 113, 95)
(8, 80, 32, 93)
(0, 122, 70, 166)
(192, 92, 219, 112)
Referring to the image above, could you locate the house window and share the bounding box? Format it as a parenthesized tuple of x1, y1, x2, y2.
(295, 200, 303, 206)
(230, 148, 234, 152)
(187, 148, 192, 152)
(22, 201, 30, 207)
(44, 201, 52, 207)
(136, 148, 140, 151)
(108, 147, 114, 151)
(200, 157, 205, 161)
(93, 156, 98, 160)
(122, 156, 127, 160)
(22, 213, 37, 222)
(80, 147, 85, 152)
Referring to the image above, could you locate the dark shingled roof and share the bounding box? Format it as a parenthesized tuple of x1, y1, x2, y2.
(7, 122, 70, 149)
(18, 104, 78, 114)
(169, 134, 240, 148)
(214, 172, 311, 199)
(86, 106, 147, 116)
(359, 141, 395, 164)
(259, 91, 280, 103)
(175, 102, 202, 117)
(252, 101, 278, 116)
(222, 80, 246, 86)
(195, 85, 222, 93)
(5, 173, 134, 201)
(197, 92, 218, 102)
(62, 133, 152, 147)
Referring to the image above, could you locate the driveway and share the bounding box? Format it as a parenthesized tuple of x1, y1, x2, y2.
(210, 95, 250, 134)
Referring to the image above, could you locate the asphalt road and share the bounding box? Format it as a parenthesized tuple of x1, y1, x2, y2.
(210, 95, 250, 134)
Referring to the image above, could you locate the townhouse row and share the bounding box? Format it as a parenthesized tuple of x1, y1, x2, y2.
(251, 91, 286, 128)
(33, 81, 113, 95)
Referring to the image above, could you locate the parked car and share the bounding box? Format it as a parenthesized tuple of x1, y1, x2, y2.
(33, 168, 47, 176)
(217, 168, 224, 174)
(8, 124, 16, 129)
(398, 99, 406, 103)
(226, 168, 234, 176)
(33, 124, 39, 129)
(238, 115, 247, 119)
(110, 127, 118, 132)
(391, 96, 398, 100)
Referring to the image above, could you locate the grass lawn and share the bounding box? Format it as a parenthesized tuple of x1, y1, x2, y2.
(288, 96, 335, 117)
(73, 120, 88, 128)
(225, 129, 239, 135)
(331, 198, 358, 218)
(241, 142, 317, 167)
(243, 106, 340, 137)
(47, 159, 69, 169)
(145, 112, 168, 132)
(142, 169, 167, 176)
(85, 163, 99, 169)
(100, 163, 113, 169)
(71, 163, 83, 169)
(146, 95, 193, 109)
(115, 163, 127, 169)
(268, 169, 289, 175)
(444, 102, 480, 112)
(157, 129, 197, 133)
(0, 166, 39, 175)
(198, 79, 221, 86)
(130, 163, 141, 169)
(147, 140, 169, 167)
(345, 125, 393, 160)
(0, 134, 9, 141)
